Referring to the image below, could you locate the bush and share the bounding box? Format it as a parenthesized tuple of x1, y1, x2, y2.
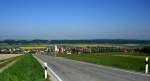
(141, 46, 150, 54)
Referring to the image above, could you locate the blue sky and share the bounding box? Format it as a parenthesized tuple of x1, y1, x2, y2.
(0, 0, 150, 40)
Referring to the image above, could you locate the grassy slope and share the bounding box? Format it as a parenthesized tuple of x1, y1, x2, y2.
(0, 55, 49, 81)
(55, 52, 150, 72)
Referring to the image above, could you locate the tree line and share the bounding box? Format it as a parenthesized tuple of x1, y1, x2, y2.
(0, 39, 150, 44)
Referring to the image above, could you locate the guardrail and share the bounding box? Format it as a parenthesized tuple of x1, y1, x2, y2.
(32, 54, 63, 81)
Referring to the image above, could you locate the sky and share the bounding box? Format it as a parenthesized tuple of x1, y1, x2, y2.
(0, 0, 150, 40)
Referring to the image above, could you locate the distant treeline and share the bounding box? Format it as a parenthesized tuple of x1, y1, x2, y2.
(0, 39, 150, 44)
(50, 39, 150, 44)
(141, 46, 150, 54)
(0, 40, 49, 45)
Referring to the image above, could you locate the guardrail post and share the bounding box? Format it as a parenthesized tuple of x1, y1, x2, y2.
(145, 57, 149, 74)
(44, 62, 48, 79)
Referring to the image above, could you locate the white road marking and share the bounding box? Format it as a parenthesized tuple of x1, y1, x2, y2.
(70, 58, 150, 77)
(33, 54, 63, 81)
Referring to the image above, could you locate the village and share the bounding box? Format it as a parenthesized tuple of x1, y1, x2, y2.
(0, 45, 140, 54)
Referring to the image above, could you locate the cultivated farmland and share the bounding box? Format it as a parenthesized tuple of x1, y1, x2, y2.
(0, 54, 22, 60)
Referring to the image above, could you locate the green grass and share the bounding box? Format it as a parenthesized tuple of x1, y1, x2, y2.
(54, 52, 150, 72)
(51, 44, 150, 48)
(0, 55, 49, 81)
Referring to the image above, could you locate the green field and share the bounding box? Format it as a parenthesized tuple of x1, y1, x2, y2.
(0, 43, 50, 48)
(0, 55, 49, 81)
(1, 43, 150, 48)
(51, 43, 150, 48)
(54, 52, 150, 72)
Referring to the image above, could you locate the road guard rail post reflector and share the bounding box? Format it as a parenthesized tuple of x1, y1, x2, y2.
(32, 55, 63, 81)
(145, 57, 149, 74)
(44, 62, 48, 79)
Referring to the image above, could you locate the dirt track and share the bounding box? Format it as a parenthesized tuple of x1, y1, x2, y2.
(0, 54, 22, 60)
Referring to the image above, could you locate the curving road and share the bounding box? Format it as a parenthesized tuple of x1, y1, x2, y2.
(34, 54, 150, 81)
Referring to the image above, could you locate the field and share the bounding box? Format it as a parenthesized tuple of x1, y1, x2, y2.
(20, 47, 47, 49)
(0, 55, 49, 81)
(0, 56, 19, 69)
(1, 43, 150, 48)
(53, 52, 150, 72)
(0, 54, 22, 60)
(51, 43, 150, 48)
(0, 43, 50, 49)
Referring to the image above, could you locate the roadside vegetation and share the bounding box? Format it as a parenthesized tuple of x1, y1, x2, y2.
(0, 55, 49, 81)
(53, 52, 150, 72)
(141, 46, 150, 54)
(0, 56, 19, 68)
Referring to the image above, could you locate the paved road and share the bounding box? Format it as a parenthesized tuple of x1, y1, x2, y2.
(35, 54, 150, 81)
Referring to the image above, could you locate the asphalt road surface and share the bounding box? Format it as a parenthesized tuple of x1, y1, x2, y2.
(35, 54, 150, 81)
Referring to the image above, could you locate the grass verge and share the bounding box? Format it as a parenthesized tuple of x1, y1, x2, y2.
(0, 54, 49, 81)
(54, 52, 150, 72)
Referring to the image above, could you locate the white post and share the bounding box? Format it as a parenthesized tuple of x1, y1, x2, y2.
(145, 57, 149, 74)
(44, 62, 48, 79)
(55, 45, 58, 52)
(55, 45, 58, 57)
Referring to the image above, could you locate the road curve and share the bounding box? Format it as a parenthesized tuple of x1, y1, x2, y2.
(35, 54, 150, 81)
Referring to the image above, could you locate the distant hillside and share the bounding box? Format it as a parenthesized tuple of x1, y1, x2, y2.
(0, 39, 150, 44)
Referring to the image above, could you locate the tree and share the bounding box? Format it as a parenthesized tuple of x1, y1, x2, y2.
(141, 46, 150, 54)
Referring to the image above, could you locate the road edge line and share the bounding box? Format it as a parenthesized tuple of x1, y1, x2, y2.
(32, 54, 63, 81)
(58, 57, 150, 77)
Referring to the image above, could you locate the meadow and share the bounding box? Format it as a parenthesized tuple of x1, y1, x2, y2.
(53, 52, 150, 72)
(1, 43, 149, 48)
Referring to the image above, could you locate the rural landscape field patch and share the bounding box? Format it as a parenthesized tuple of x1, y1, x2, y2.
(0, 55, 49, 81)
(55, 52, 150, 72)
